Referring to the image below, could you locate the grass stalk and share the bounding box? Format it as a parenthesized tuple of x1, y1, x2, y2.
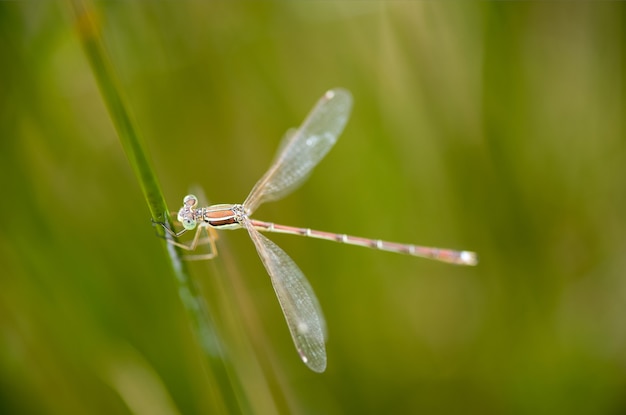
(69, 1, 251, 413)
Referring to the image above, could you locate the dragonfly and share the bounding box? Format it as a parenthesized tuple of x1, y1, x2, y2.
(158, 88, 477, 373)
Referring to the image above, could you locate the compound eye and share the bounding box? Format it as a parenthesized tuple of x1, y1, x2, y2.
(182, 217, 197, 230)
(177, 208, 187, 223)
(183, 194, 198, 208)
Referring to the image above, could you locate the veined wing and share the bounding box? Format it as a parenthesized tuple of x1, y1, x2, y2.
(243, 89, 353, 214)
(241, 218, 327, 372)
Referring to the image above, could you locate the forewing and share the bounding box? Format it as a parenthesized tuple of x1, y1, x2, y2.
(242, 219, 327, 372)
(244, 89, 353, 214)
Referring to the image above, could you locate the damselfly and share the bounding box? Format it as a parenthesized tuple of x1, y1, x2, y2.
(158, 89, 477, 372)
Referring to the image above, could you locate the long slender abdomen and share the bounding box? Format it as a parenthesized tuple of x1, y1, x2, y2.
(250, 219, 477, 266)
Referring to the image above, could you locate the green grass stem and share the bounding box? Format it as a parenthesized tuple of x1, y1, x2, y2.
(70, 1, 251, 413)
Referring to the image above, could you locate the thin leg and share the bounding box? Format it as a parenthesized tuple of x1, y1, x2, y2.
(169, 225, 219, 261)
(152, 214, 189, 238)
(155, 215, 220, 261)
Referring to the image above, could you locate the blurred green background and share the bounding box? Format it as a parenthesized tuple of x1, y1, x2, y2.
(2, 2, 626, 414)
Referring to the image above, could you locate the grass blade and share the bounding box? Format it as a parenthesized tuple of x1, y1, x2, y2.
(69, 1, 251, 413)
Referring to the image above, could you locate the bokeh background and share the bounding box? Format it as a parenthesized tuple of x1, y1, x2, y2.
(2, 2, 626, 414)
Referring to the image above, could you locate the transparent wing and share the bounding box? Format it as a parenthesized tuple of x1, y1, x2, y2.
(243, 88, 353, 214)
(241, 218, 327, 372)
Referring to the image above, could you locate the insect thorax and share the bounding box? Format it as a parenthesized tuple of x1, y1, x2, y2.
(201, 203, 246, 229)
